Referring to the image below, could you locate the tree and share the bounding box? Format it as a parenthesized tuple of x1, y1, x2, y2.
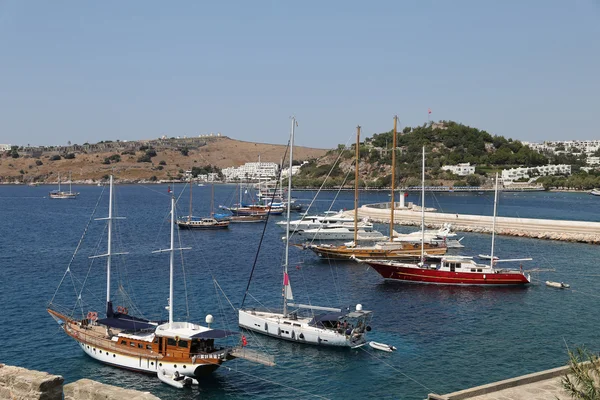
(466, 174, 481, 187)
(561, 347, 600, 399)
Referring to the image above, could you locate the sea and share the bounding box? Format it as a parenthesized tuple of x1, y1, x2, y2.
(0, 184, 599, 400)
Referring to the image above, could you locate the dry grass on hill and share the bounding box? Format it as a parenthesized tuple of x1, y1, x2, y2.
(0, 137, 328, 183)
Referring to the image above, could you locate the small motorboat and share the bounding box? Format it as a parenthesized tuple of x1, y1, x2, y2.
(545, 281, 570, 289)
(157, 369, 198, 389)
(368, 341, 397, 352)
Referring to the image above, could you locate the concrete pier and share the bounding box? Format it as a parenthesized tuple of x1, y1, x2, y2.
(427, 364, 573, 400)
(348, 203, 600, 244)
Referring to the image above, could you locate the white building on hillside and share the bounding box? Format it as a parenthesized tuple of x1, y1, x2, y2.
(502, 164, 571, 183)
(0, 144, 12, 151)
(586, 157, 600, 166)
(441, 163, 475, 176)
(222, 162, 279, 181)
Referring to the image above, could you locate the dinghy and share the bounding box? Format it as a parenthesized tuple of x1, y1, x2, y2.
(157, 369, 198, 389)
(545, 281, 570, 289)
(368, 341, 396, 352)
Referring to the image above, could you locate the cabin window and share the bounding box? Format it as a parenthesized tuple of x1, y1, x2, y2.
(178, 340, 188, 348)
(471, 269, 476, 272)
(120, 340, 127, 345)
(138, 343, 143, 349)
(477, 269, 482, 272)
(293, 323, 301, 327)
(146, 344, 152, 350)
(283, 321, 291, 325)
(167, 338, 177, 346)
(153, 338, 159, 344)
(130, 342, 135, 347)
(455, 263, 460, 268)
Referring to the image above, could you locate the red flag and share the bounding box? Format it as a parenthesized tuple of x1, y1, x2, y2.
(283, 272, 289, 286)
(167, 185, 172, 193)
(242, 335, 248, 346)
(428, 108, 432, 114)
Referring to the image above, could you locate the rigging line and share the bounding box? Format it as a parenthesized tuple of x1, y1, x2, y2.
(356, 346, 436, 393)
(299, 166, 354, 247)
(175, 213, 191, 319)
(288, 137, 353, 241)
(240, 139, 291, 308)
(139, 184, 171, 198)
(213, 277, 238, 312)
(221, 366, 332, 400)
(50, 184, 107, 306)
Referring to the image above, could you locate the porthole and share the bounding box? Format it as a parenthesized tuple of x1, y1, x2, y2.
(151, 362, 154, 365)
(174, 365, 177, 368)
(113, 354, 116, 357)
(183, 365, 186, 369)
(159, 363, 162, 367)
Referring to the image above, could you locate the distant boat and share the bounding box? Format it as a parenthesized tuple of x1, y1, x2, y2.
(49, 172, 79, 199)
(590, 189, 600, 196)
(546, 281, 570, 289)
(177, 183, 229, 230)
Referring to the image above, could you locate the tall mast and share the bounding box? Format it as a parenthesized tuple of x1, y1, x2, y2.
(390, 116, 397, 241)
(354, 126, 360, 245)
(490, 172, 499, 268)
(211, 183, 215, 216)
(58, 173, 61, 192)
(188, 176, 193, 222)
(106, 176, 114, 309)
(420, 147, 425, 262)
(69, 171, 72, 193)
(283, 117, 296, 317)
(169, 193, 175, 325)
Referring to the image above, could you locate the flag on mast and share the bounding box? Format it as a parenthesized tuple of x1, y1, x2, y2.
(428, 108, 432, 114)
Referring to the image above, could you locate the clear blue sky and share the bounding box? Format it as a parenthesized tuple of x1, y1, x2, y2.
(1, 1, 598, 148)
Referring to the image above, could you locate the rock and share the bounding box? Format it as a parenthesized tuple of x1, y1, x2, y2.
(63, 379, 160, 400)
(0, 364, 64, 400)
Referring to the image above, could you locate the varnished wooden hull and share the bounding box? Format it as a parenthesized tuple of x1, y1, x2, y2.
(308, 243, 447, 260)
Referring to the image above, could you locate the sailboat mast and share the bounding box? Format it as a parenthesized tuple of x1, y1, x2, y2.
(283, 117, 296, 317)
(169, 194, 175, 325)
(69, 171, 72, 193)
(390, 116, 397, 241)
(211, 183, 215, 216)
(421, 147, 425, 262)
(106, 176, 114, 309)
(188, 177, 193, 222)
(354, 125, 360, 245)
(58, 173, 61, 192)
(490, 172, 499, 268)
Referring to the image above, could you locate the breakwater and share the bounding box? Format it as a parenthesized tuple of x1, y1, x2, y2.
(0, 364, 160, 400)
(350, 203, 600, 244)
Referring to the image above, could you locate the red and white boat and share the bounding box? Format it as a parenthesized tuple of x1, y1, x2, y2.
(361, 255, 530, 285)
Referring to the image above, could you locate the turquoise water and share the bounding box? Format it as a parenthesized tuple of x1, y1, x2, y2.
(0, 184, 598, 399)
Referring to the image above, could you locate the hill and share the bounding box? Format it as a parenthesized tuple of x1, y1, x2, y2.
(292, 120, 594, 189)
(0, 136, 327, 183)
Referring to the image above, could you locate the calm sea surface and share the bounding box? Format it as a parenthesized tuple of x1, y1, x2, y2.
(0, 184, 598, 399)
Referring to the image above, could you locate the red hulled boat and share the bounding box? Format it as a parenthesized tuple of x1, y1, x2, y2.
(362, 256, 530, 286)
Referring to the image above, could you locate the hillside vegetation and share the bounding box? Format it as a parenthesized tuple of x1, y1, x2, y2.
(293, 121, 600, 190)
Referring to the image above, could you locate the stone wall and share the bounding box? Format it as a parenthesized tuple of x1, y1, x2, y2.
(0, 364, 160, 400)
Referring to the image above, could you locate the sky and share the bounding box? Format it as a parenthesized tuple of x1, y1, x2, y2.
(0, 1, 599, 148)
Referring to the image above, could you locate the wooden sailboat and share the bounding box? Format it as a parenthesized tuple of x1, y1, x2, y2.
(306, 118, 446, 260)
(49, 171, 79, 199)
(177, 181, 229, 230)
(47, 176, 272, 384)
(238, 118, 373, 347)
(361, 169, 531, 286)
